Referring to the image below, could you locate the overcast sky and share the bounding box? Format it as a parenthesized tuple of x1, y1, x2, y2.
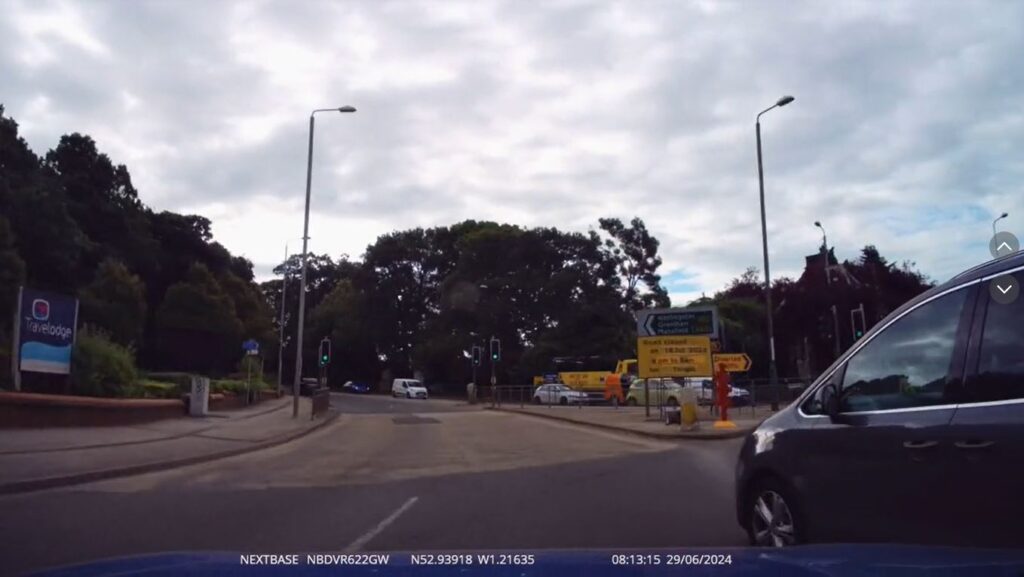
(3, 0, 1023, 304)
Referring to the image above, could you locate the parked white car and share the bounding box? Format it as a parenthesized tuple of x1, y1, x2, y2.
(533, 384, 588, 405)
(392, 378, 429, 399)
(680, 378, 751, 406)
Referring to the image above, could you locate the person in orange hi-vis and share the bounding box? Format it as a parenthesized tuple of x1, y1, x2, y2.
(714, 362, 731, 422)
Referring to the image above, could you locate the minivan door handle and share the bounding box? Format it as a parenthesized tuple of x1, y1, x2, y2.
(902, 440, 939, 450)
(954, 440, 995, 450)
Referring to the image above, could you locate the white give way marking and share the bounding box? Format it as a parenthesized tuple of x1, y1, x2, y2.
(344, 496, 419, 552)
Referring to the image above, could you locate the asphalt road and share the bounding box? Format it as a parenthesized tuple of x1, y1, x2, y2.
(0, 394, 746, 575)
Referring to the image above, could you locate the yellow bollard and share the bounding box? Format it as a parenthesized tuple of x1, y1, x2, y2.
(679, 387, 699, 430)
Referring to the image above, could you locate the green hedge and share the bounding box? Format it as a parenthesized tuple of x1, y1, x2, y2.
(211, 378, 271, 395)
(72, 327, 138, 397)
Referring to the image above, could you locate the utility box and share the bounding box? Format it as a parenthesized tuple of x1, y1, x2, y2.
(190, 375, 210, 417)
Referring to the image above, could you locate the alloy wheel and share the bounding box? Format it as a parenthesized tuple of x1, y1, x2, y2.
(751, 490, 797, 547)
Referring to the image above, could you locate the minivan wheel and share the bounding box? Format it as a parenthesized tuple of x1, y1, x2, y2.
(665, 398, 678, 407)
(533, 396, 542, 405)
(559, 397, 568, 406)
(748, 479, 802, 547)
(626, 398, 637, 406)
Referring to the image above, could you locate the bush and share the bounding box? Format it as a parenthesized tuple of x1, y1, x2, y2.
(141, 372, 194, 389)
(130, 379, 181, 399)
(72, 327, 139, 397)
(211, 378, 270, 395)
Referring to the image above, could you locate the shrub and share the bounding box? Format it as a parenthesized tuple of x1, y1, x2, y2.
(72, 326, 138, 397)
(124, 379, 180, 399)
(141, 372, 193, 389)
(211, 378, 270, 395)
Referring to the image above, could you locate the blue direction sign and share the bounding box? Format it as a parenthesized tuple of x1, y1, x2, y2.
(636, 306, 719, 339)
(242, 339, 260, 354)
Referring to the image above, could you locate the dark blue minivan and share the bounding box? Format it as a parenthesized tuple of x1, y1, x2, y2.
(736, 251, 1024, 548)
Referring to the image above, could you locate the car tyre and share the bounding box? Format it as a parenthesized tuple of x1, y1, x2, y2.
(559, 396, 568, 406)
(746, 477, 804, 547)
(533, 396, 543, 405)
(626, 397, 637, 406)
(665, 397, 678, 407)
(406, 392, 412, 399)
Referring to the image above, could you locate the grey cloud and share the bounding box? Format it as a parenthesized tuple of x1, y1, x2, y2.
(4, 0, 1024, 296)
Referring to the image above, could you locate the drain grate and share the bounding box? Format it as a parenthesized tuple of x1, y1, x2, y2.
(392, 415, 440, 425)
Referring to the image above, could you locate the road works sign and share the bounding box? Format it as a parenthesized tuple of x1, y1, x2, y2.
(636, 306, 719, 339)
(637, 335, 713, 379)
(712, 353, 752, 373)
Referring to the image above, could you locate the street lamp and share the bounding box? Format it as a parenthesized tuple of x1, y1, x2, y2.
(814, 221, 829, 285)
(277, 238, 303, 395)
(993, 212, 1009, 237)
(755, 95, 794, 410)
(292, 105, 356, 418)
(815, 221, 841, 359)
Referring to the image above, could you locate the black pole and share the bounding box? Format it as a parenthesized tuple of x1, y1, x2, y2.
(756, 118, 780, 410)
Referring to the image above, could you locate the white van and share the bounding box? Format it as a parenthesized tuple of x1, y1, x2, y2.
(391, 378, 428, 399)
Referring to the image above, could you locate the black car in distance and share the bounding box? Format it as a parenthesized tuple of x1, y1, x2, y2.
(736, 251, 1024, 548)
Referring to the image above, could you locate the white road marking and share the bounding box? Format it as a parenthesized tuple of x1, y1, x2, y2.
(344, 496, 419, 552)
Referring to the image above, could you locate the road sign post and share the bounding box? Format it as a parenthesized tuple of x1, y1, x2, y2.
(636, 307, 719, 416)
(711, 353, 752, 373)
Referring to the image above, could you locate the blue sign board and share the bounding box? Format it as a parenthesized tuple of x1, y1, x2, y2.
(242, 339, 260, 352)
(17, 287, 79, 375)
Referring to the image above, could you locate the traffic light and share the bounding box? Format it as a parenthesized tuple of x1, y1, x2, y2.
(850, 305, 867, 341)
(489, 337, 501, 362)
(318, 337, 332, 367)
(472, 346, 482, 366)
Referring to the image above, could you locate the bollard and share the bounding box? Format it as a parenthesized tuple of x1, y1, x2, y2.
(679, 387, 699, 431)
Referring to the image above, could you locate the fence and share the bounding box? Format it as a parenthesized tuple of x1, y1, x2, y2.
(488, 377, 812, 418)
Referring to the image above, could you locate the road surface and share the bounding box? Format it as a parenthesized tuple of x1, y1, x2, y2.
(0, 393, 746, 575)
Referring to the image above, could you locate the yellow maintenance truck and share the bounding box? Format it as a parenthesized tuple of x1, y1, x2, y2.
(533, 357, 638, 403)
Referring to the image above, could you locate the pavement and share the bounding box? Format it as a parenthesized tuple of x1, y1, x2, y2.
(0, 392, 747, 575)
(0, 396, 336, 495)
(490, 402, 769, 439)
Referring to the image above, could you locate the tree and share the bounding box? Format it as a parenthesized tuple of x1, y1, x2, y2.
(0, 216, 26, 387)
(308, 280, 378, 385)
(218, 271, 276, 347)
(155, 263, 243, 373)
(79, 259, 147, 347)
(597, 217, 671, 310)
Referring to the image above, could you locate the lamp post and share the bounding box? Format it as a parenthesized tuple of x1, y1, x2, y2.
(814, 221, 829, 286)
(292, 106, 356, 418)
(993, 212, 1009, 237)
(756, 95, 794, 410)
(278, 242, 289, 395)
(815, 221, 841, 359)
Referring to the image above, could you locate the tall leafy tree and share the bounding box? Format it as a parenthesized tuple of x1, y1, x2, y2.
(79, 259, 147, 348)
(597, 217, 671, 310)
(155, 264, 243, 373)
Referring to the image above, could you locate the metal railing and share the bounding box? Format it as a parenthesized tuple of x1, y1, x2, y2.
(486, 378, 812, 417)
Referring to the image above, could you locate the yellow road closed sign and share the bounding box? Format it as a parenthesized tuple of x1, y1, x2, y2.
(712, 353, 752, 373)
(637, 336, 713, 379)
